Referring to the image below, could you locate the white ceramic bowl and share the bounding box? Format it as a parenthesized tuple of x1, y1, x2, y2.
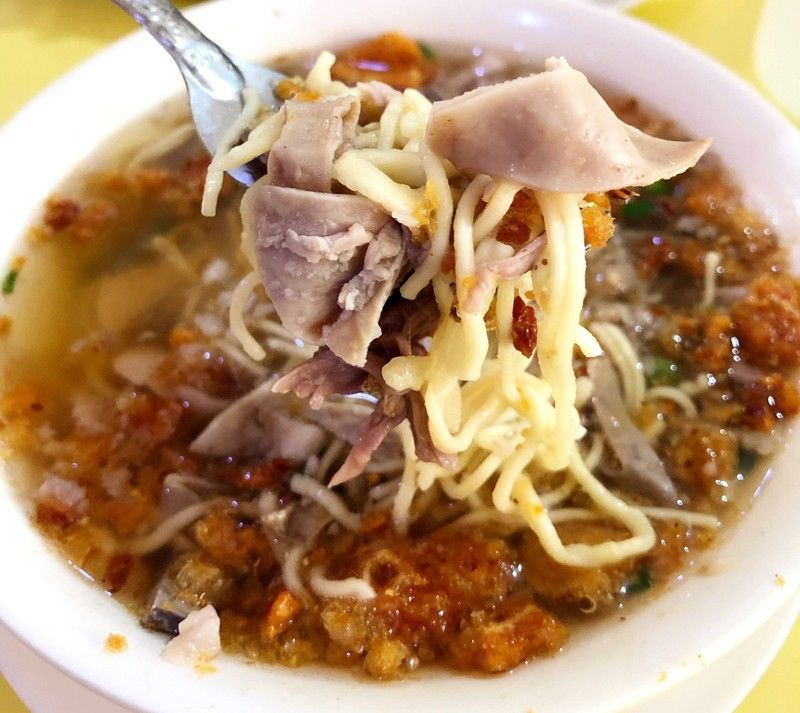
(2, 1, 800, 712)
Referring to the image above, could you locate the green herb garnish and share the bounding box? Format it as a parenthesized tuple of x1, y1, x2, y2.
(737, 447, 759, 477)
(624, 566, 652, 596)
(417, 41, 436, 60)
(621, 199, 657, 221)
(2, 269, 18, 296)
(646, 356, 681, 387)
(643, 179, 671, 196)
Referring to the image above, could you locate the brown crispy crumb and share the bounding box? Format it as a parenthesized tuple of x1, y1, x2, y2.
(274, 78, 320, 102)
(440, 248, 455, 274)
(71, 200, 118, 243)
(663, 422, 737, 501)
(261, 590, 304, 641)
(731, 274, 800, 369)
(104, 633, 127, 653)
(194, 508, 275, 576)
(214, 457, 293, 490)
(448, 601, 566, 673)
(658, 312, 735, 373)
(168, 325, 201, 348)
(682, 172, 764, 237)
(511, 296, 538, 357)
(581, 193, 614, 248)
(0, 316, 11, 336)
(35, 502, 80, 529)
(361, 509, 389, 533)
(274, 78, 303, 100)
(496, 190, 544, 247)
(521, 521, 636, 613)
(332, 32, 436, 89)
(1, 383, 43, 418)
(364, 637, 410, 678)
(44, 198, 81, 231)
(103, 553, 134, 594)
(734, 372, 800, 430)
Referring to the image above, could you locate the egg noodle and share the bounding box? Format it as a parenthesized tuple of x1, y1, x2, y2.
(207, 52, 718, 571)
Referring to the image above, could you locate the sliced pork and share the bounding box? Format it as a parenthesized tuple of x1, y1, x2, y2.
(267, 95, 359, 192)
(190, 380, 325, 461)
(321, 222, 406, 365)
(241, 182, 406, 367)
(328, 402, 406, 486)
(587, 357, 679, 506)
(426, 57, 710, 192)
(303, 399, 402, 463)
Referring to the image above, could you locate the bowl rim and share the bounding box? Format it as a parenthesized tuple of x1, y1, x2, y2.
(1, 1, 800, 712)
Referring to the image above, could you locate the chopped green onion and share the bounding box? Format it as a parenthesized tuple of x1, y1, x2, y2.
(417, 41, 436, 60)
(643, 179, 671, 196)
(621, 199, 657, 221)
(623, 566, 652, 596)
(646, 356, 681, 387)
(737, 447, 759, 477)
(2, 269, 18, 296)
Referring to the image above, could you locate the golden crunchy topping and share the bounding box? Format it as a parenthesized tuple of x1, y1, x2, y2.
(496, 190, 544, 247)
(663, 422, 737, 502)
(168, 325, 202, 348)
(732, 273, 800, 369)
(104, 633, 128, 653)
(581, 192, 614, 249)
(511, 296, 538, 358)
(260, 590, 303, 641)
(332, 32, 436, 89)
(274, 78, 320, 103)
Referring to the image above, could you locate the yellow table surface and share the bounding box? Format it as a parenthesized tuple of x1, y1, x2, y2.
(0, 1, 797, 711)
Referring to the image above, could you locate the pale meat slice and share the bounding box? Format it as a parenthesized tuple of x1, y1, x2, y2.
(321, 222, 406, 365)
(426, 57, 710, 192)
(241, 182, 406, 367)
(357, 81, 401, 108)
(267, 95, 359, 192)
(303, 399, 402, 464)
(587, 357, 679, 506)
(190, 381, 325, 462)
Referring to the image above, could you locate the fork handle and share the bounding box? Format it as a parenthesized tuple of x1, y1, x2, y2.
(111, 0, 244, 100)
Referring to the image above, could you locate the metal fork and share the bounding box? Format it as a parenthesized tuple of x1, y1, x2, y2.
(112, 0, 286, 184)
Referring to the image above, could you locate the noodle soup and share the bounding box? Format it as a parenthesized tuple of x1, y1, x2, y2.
(1, 36, 797, 679)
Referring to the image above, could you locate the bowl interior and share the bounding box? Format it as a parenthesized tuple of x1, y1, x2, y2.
(1, 1, 800, 712)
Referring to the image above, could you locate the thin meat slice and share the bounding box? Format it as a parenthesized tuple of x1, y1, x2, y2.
(328, 405, 406, 487)
(357, 81, 401, 108)
(241, 182, 407, 367)
(426, 58, 709, 192)
(322, 222, 406, 365)
(407, 391, 457, 469)
(463, 236, 546, 314)
(190, 381, 325, 462)
(272, 346, 366, 409)
(303, 399, 402, 463)
(267, 95, 359, 192)
(587, 357, 679, 506)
